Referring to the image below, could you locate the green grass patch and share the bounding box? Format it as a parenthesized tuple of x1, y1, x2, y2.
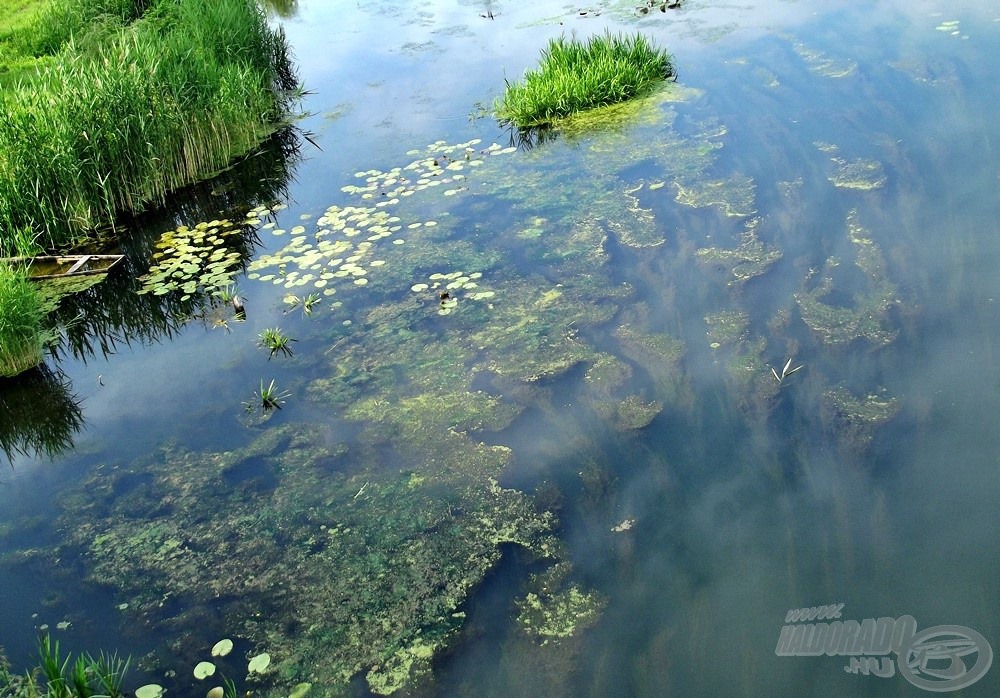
(0, 0, 297, 254)
(494, 32, 674, 129)
(0, 263, 46, 377)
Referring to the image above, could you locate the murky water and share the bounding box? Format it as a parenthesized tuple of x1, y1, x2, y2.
(2, 0, 999, 696)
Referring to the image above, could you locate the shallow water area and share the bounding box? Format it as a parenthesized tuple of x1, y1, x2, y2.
(2, 0, 1000, 695)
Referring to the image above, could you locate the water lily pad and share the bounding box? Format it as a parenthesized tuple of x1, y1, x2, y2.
(248, 653, 271, 674)
(211, 639, 234, 657)
(134, 686, 165, 698)
(193, 661, 216, 680)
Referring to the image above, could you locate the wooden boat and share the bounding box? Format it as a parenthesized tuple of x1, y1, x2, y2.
(0, 254, 124, 280)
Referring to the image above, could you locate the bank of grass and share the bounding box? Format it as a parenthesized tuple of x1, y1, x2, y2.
(0, 0, 297, 255)
(495, 32, 674, 129)
(0, 0, 296, 376)
(0, 264, 46, 377)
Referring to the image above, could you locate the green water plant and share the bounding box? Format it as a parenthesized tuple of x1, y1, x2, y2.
(0, 263, 46, 377)
(495, 32, 674, 128)
(0, 633, 130, 697)
(256, 378, 289, 411)
(258, 327, 295, 359)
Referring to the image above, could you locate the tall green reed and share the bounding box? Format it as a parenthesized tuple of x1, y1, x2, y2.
(0, 262, 46, 377)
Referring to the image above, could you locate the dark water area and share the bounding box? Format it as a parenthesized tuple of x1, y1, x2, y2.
(2, 0, 999, 696)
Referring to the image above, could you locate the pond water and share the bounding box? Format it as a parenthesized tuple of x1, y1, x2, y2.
(1, 0, 999, 696)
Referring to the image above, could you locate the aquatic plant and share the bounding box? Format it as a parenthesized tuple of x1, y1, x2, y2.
(0, 263, 46, 377)
(795, 210, 898, 346)
(301, 292, 321, 315)
(0, 633, 131, 698)
(137, 218, 255, 300)
(696, 218, 782, 285)
(258, 327, 295, 359)
(256, 378, 290, 411)
(495, 32, 674, 128)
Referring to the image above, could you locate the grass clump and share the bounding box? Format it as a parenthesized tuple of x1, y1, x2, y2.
(0, 263, 46, 377)
(0, 633, 130, 697)
(495, 32, 673, 129)
(258, 327, 295, 359)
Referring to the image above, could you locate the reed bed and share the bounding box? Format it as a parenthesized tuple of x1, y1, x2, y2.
(495, 32, 673, 129)
(0, 263, 45, 376)
(0, 0, 296, 254)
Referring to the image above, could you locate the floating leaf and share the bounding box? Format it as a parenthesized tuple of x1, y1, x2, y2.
(248, 653, 271, 674)
(211, 639, 234, 657)
(193, 661, 216, 680)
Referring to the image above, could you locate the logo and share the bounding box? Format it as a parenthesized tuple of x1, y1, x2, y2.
(775, 605, 993, 692)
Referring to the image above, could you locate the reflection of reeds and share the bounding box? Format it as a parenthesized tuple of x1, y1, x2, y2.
(0, 364, 84, 463)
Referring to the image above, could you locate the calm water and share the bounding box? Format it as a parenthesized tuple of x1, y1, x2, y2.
(2, 0, 999, 696)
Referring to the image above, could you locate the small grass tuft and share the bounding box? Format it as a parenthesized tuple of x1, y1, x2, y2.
(494, 32, 673, 129)
(256, 378, 289, 411)
(258, 327, 295, 359)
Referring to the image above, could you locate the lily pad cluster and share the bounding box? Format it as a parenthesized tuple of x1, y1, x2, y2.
(410, 271, 494, 315)
(138, 219, 246, 299)
(246, 139, 519, 299)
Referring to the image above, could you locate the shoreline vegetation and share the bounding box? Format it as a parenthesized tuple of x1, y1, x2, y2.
(494, 32, 674, 129)
(0, 0, 298, 376)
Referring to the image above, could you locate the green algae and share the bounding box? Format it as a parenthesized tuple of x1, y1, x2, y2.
(822, 385, 900, 450)
(60, 422, 561, 697)
(696, 218, 782, 285)
(604, 394, 663, 430)
(674, 173, 756, 217)
(584, 353, 633, 395)
(554, 82, 702, 139)
(828, 156, 887, 190)
(34, 274, 106, 313)
(701, 311, 778, 411)
(704, 310, 749, 348)
(792, 41, 858, 78)
(795, 210, 898, 346)
(516, 563, 606, 646)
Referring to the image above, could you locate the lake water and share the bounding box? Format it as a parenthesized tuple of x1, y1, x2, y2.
(1, 0, 998, 696)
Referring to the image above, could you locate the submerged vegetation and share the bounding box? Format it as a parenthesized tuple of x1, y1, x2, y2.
(495, 32, 673, 128)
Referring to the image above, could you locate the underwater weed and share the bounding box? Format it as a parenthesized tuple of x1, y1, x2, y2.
(494, 32, 673, 128)
(258, 327, 295, 358)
